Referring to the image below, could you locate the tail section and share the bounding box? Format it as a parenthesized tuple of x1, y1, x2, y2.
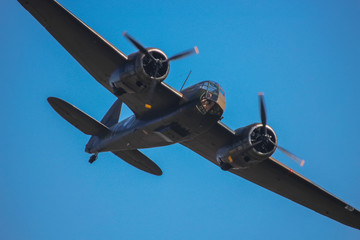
(100, 99, 122, 127)
(86, 98, 123, 153)
(48, 97, 160, 175)
(112, 150, 162, 176)
(47, 97, 110, 136)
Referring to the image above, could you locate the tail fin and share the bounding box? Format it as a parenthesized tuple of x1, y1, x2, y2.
(47, 97, 109, 136)
(100, 99, 122, 127)
(85, 98, 122, 153)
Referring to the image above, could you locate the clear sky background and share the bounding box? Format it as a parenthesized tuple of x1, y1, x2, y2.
(2, 0, 360, 239)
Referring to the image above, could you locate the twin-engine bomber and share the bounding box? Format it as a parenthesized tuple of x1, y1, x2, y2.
(18, 0, 360, 230)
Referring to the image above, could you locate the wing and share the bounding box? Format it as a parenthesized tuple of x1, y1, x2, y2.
(231, 157, 360, 230)
(181, 121, 360, 230)
(181, 121, 235, 162)
(18, 0, 128, 91)
(18, 0, 182, 117)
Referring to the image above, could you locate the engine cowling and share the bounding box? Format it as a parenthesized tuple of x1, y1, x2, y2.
(109, 48, 170, 94)
(216, 123, 277, 169)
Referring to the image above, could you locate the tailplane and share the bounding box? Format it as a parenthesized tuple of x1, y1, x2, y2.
(47, 97, 110, 136)
(113, 150, 162, 176)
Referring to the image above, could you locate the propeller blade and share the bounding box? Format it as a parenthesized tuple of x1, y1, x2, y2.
(259, 92, 267, 125)
(277, 145, 305, 167)
(255, 93, 304, 167)
(154, 62, 160, 78)
(247, 140, 263, 150)
(267, 139, 304, 166)
(258, 92, 267, 135)
(166, 46, 199, 62)
(123, 31, 155, 61)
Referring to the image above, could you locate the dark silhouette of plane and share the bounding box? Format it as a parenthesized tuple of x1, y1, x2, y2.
(18, 0, 360, 230)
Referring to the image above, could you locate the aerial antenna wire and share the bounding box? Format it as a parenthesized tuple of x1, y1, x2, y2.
(180, 70, 192, 91)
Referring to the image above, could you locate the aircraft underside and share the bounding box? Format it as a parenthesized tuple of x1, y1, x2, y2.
(19, 0, 360, 230)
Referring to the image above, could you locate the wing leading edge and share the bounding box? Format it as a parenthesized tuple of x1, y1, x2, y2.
(18, 0, 128, 92)
(181, 121, 360, 230)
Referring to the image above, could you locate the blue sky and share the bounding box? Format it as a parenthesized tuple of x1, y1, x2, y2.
(2, 0, 360, 239)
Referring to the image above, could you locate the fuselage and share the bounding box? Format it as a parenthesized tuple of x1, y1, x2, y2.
(87, 81, 226, 153)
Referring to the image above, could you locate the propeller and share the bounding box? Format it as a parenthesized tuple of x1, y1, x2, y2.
(123, 31, 198, 77)
(259, 92, 267, 136)
(257, 93, 305, 167)
(123, 32, 198, 106)
(166, 47, 199, 62)
(123, 31, 155, 61)
(276, 145, 305, 167)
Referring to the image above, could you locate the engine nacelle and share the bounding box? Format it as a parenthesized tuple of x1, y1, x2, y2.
(109, 48, 170, 94)
(216, 123, 277, 169)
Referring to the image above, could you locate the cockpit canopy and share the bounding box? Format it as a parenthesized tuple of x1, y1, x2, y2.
(182, 81, 226, 114)
(200, 81, 224, 98)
